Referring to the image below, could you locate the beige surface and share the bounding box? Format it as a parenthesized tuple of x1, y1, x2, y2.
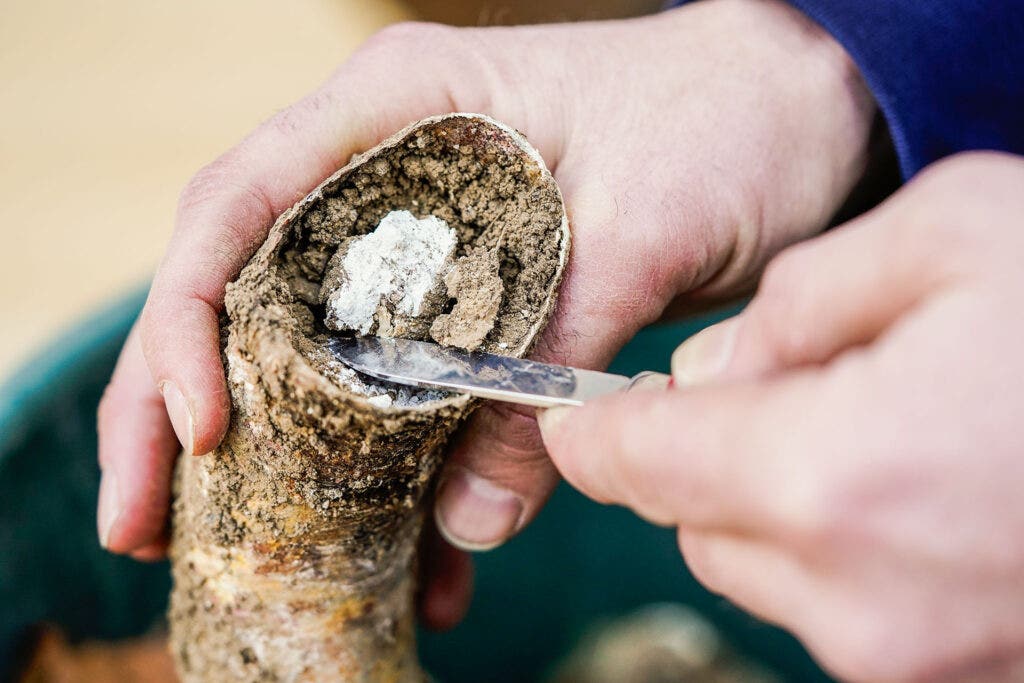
(0, 0, 412, 380)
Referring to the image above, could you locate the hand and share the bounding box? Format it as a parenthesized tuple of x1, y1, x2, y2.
(96, 0, 875, 628)
(538, 152, 1024, 682)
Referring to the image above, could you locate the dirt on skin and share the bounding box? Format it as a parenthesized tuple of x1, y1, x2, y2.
(168, 114, 569, 683)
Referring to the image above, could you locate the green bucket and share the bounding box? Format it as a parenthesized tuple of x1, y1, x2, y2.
(0, 289, 833, 682)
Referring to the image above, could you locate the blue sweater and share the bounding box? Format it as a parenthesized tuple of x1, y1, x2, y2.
(672, 0, 1024, 179)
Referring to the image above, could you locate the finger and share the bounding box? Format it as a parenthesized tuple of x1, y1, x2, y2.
(677, 529, 817, 630)
(139, 29, 465, 457)
(111, 24, 468, 553)
(681, 525, 965, 683)
(139, 88, 363, 457)
(97, 325, 181, 554)
(435, 412, 558, 552)
(417, 519, 474, 631)
(540, 382, 906, 680)
(538, 369, 838, 537)
(672, 186, 958, 386)
(675, 529, 874, 683)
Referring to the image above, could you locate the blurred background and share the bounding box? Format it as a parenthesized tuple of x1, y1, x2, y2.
(0, 1, 832, 681)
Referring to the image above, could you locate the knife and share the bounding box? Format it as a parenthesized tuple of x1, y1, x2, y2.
(329, 336, 658, 408)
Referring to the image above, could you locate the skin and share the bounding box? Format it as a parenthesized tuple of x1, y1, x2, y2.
(539, 152, 1024, 683)
(96, 0, 875, 629)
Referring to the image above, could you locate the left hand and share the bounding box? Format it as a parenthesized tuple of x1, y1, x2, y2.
(538, 152, 1024, 683)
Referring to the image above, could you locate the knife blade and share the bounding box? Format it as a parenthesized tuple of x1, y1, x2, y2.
(329, 336, 653, 408)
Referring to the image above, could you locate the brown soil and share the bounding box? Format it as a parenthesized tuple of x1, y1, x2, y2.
(429, 246, 504, 350)
(168, 114, 569, 682)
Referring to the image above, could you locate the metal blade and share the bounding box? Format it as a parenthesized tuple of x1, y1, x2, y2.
(328, 336, 631, 408)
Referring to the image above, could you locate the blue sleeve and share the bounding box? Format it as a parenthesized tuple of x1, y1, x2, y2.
(670, 1, 1024, 179)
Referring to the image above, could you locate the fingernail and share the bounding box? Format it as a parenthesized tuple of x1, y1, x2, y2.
(160, 381, 195, 455)
(434, 468, 523, 552)
(537, 406, 575, 436)
(671, 319, 739, 386)
(625, 372, 671, 392)
(97, 472, 122, 549)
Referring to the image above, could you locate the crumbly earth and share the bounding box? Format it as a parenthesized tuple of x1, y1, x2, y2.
(430, 247, 504, 350)
(168, 114, 569, 683)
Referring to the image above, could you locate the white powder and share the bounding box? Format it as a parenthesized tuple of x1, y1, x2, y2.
(327, 210, 456, 334)
(319, 353, 447, 408)
(366, 394, 393, 409)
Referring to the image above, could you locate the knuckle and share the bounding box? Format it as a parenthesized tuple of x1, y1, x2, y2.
(457, 401, 548, 471)
(177, 158, 235, 218)
(177, 154, 274, 231)
(350, 21, 495, 115)
(483, 401, 545, 456)
(902, 152, 1022, 232)
(360, 21, 454, 58)
(774, 465, 859, 550)
(750, 247, 818, 363)
(268, 87, 339, 140)
(916, 150, 1017, 197)
(211, 205, 269, 278)
(171, 162, 274, 300)
(754, 251, 800, 328)
(896, 152, 1024, 269)
(757, 244, 808, 303)
(563, 249, 668, 334)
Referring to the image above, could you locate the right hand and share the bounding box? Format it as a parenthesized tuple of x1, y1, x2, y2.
(537, 152, 1024, 682)
(96, 0, 877, 629)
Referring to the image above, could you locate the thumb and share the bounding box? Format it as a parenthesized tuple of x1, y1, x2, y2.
(671, 189, 954, 386)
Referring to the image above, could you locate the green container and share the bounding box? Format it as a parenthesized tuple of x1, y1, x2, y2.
(0, 290, 833, 682)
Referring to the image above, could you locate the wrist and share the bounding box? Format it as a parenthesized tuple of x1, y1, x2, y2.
(750, 0, 878, 235)
(685, 0, 878, 297)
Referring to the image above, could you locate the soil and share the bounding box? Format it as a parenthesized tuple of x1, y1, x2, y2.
(168, 114, 569, 682)
(322, 212, 505, 354)
(430, 246, 504, 350)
